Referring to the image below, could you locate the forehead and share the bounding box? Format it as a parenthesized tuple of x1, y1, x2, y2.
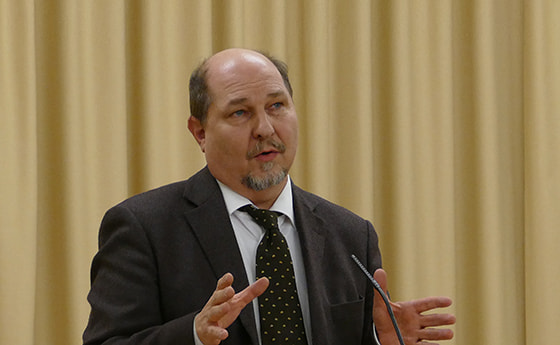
(206, 53, 288, 103)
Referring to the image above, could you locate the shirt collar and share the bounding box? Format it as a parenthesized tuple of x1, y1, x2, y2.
(217, 177, 295, 224)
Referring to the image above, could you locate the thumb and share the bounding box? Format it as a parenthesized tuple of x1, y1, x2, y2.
(372, 268, 396, 336)
(373, 268, 388, 294)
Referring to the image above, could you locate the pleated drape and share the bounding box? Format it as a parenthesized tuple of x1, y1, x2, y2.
(523, 2, 560, 345)
(1, 1, 559, 345)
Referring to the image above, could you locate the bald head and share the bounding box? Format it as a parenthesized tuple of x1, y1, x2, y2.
(207, 48, 272, 74)
(189, 49, 293, 124)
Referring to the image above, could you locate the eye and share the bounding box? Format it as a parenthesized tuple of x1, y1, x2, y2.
(231, 109, 247, 117)
(270, 102, 283, 110)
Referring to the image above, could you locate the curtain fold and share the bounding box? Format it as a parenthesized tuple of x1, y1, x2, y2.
(1, 1, 558, 344)
(0, 2, 37, 344)
(524, 2, 560, 344)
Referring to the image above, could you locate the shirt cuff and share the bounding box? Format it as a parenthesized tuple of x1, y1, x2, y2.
(373, 322, 381, 345)
(193, 318, 204, 345)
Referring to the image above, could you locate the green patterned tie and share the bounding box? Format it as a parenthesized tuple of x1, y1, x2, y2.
(240, 205, 308, 345)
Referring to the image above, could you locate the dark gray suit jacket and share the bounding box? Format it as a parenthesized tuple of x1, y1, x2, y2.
(83, 167, 382, 345)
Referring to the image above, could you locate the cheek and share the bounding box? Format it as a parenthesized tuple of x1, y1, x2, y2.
(205, 128, 248, 160)
(277, 117, 299, 148)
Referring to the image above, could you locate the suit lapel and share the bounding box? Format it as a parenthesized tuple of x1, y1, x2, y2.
(183, 168, 259, 345)
(292, 186, 329, 345)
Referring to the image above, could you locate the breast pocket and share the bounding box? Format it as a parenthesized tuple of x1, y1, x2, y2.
(330, 297, 365, 344)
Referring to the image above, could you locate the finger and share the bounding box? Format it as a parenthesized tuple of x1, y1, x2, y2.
(195, 310, 230, 344)
(207, 325, 230, 341)
(216, 273, 234, 290)
(207, 278, 269, 324)
(199, 325, 229, 345)
(234, 277, 269, 306)
(417, 327, 454, 341)
(209, 285, 235, 308)
(413, 296, 453, 313)
(206, 299, 234, 323)
(208, 273, 236, 306)
(420, 313, 457, 328)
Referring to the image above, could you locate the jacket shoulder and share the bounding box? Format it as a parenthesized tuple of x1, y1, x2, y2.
(292, 184, 367, 222)
(112, 167, 218, 214)
(115, 180, 189, 213)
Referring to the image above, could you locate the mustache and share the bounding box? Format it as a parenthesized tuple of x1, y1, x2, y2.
(247, 139, 286, 158)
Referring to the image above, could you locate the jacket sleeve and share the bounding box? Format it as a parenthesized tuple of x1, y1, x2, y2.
(83, 205, 197, 345)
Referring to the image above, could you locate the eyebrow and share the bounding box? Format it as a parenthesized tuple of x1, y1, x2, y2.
(267, 90, 285, 99)
(225, 90, 286, 107)
(227, 97, 248, 107)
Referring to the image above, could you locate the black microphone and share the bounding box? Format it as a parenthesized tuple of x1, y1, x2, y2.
(351, 254, 405, 345)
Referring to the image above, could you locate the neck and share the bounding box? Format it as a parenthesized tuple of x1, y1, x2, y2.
(209, 167, 289, 209)
(242, 178, 287, 209)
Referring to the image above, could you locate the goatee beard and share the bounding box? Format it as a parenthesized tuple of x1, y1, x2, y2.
(242, 164, 288, 191)
(243, 138, 288, 191)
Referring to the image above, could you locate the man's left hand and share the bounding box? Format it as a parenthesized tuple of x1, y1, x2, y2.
(372, 269, 456, 345)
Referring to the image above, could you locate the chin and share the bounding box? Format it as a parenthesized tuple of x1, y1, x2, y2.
(242, 167, 288, 191)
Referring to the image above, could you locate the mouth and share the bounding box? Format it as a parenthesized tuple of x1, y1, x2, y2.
(254, 150, 280, 162)
(248, 140, 286, 160)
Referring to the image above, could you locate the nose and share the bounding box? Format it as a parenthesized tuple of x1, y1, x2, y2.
(252, 111, 275, 139)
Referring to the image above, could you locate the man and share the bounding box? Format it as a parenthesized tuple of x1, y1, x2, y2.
(83, 48, 455, 345)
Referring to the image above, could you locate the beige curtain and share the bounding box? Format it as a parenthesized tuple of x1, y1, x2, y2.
(1, 1, 558, 344)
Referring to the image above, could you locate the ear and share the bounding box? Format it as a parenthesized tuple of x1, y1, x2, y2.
(187, 116, 206, 152)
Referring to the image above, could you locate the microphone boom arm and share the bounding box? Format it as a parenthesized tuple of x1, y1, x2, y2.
(351, 254, 405, 345)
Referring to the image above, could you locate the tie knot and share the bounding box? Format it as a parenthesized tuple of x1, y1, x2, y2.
(239, 205, 280, 231)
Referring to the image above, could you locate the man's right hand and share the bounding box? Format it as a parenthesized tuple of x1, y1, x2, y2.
(195, 273, 269, 345)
